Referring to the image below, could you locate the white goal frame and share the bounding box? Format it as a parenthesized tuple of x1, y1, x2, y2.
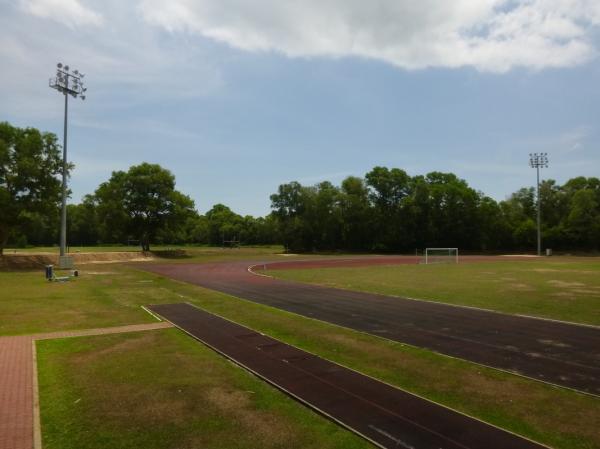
(424, 248, 459, 264)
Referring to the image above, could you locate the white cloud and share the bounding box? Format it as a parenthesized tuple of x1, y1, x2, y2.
(0, 0, 223, 120)
(20, 0, 103, 27)
(516, 125, 593, 153)
(138, 0, 600, 72)
(557, 125, 592, 152)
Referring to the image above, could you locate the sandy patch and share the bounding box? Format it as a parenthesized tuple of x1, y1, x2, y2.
(533, 268, 598, 274)
(0, 251, 154, 270)
(547, 280, 585, 288)
(509, 283, 534, 291)
(80, 257, 154, 265)
(551, 292, 576, 300)
(572, 289, 600, 295)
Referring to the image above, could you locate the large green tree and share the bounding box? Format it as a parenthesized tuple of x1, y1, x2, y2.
(270, 167, 600, 253)
(67, 196, 100, 246)
(205, 204, 243, 245)
(0, 122, 64, 255)
(92, 163, 195, 251)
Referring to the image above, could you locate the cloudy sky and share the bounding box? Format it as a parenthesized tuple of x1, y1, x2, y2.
(2, 0, 600, 216)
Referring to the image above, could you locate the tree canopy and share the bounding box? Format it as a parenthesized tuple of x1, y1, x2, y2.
(92, 163, 195, 251)
(0, 122, 65, 255)
(270, 167, 600, 253)
(2, 122, 598, 254)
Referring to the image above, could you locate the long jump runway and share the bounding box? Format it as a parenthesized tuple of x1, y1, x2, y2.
(148, 303, 546, 449)
(140, 258, 600, 396)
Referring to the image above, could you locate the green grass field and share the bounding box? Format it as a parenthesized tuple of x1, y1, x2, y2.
(269, 257, 600, 325)
(38, 329, 368, 449)
(1, 251, 599, 448)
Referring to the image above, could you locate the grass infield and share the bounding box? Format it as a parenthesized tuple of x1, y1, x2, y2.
(1, 251, 598, 448)
(269, 257, 600, 326)
(38, 329, 369, 449)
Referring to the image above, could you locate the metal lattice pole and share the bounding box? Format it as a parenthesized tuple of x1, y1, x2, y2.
(529, 153, 549, 256)
(49, 63, 87, 260)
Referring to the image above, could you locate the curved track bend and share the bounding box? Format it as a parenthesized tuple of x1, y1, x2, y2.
(140, 256, 600, 396)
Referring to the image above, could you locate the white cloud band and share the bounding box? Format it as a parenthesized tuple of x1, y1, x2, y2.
(138, 0, 600, 72)
(20, 0, 103, 28)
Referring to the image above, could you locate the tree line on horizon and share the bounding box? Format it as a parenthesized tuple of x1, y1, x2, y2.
(1, 121, 599, 254)
(271, 168, 600, 252)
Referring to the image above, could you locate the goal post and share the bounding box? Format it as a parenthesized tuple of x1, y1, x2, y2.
(424, 248, 459, 264)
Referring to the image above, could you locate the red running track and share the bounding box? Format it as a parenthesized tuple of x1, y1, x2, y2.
(140, 256, 600, 396)
(149, 303, 548, 449)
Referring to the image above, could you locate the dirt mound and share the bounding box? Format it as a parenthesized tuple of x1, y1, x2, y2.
(0, 251, 154, 270)
(72, 252, 154, 264)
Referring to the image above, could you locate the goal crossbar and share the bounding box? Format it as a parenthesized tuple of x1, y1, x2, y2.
(424, 248, 459, 264)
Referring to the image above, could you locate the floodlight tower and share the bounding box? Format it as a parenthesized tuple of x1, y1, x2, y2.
(529, 152, 549, 256)
(49, 63, 87, 264)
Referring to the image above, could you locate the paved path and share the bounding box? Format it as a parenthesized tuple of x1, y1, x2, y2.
(140, 259, 600, 396)
(150, 303, 548, 449)
(0, 322, 172, 449)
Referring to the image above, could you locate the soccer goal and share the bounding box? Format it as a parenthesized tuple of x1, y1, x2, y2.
(424, 248, 459, 264)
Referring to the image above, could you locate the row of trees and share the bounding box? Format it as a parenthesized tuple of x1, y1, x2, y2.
(1, 122, 277, 253)
(2, 121, 598, 253)
(66, 191, 279, 250)
(271, 168, 600, 252)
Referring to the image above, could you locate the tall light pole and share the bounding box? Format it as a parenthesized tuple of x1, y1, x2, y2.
(529, 152, 549, 256)
(49, 63, 86, 266)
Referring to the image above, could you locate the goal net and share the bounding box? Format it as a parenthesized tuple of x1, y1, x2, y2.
(424, 248, 458, 264)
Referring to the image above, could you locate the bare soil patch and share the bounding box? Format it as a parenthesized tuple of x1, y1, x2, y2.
(547, 280, 585, 288)
(0, 252, 153, 270)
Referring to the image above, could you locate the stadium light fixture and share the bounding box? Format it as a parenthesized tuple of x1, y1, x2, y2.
(49, 62, 87, 266)
(529, 152, 549, 256)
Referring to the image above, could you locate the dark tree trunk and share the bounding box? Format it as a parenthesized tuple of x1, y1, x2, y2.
(0, 225, 8, 256)
(140, 233, 150, 252)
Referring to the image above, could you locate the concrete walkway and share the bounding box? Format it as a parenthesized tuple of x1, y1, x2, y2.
(0, 322, 173, 449)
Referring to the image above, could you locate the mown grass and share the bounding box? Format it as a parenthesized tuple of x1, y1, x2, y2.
(0, 268, 158, 335)
(14, 262, 597, 449)
(269, 258, 600, 325)
(38, 329, 369, 449)
(0, 246, 289, 335)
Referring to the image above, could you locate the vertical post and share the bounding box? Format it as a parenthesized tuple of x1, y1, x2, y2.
(50, 63, 86, 265)
(529, 153, 548, 257)
(536, 165, 541, 257)
(60, 91, 68, 257)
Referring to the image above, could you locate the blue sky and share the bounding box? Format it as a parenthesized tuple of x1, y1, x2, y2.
(1, 0, 599, 216)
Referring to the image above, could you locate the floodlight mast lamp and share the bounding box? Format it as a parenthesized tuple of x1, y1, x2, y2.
(49, 63, 86, 258)
(529, 152, 549, 256)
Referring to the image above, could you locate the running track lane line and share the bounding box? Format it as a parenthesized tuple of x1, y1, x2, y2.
(148, 302, 549, 449)
(138, 260, 600, 396)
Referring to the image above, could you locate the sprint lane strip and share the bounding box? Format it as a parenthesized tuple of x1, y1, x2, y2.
(148, 303, 548, 449)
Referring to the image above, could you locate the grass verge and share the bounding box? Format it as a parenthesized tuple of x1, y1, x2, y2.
(5, 260, 598, 448)
(38, 329, 369, 449)
(268, 258, 600, 325)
